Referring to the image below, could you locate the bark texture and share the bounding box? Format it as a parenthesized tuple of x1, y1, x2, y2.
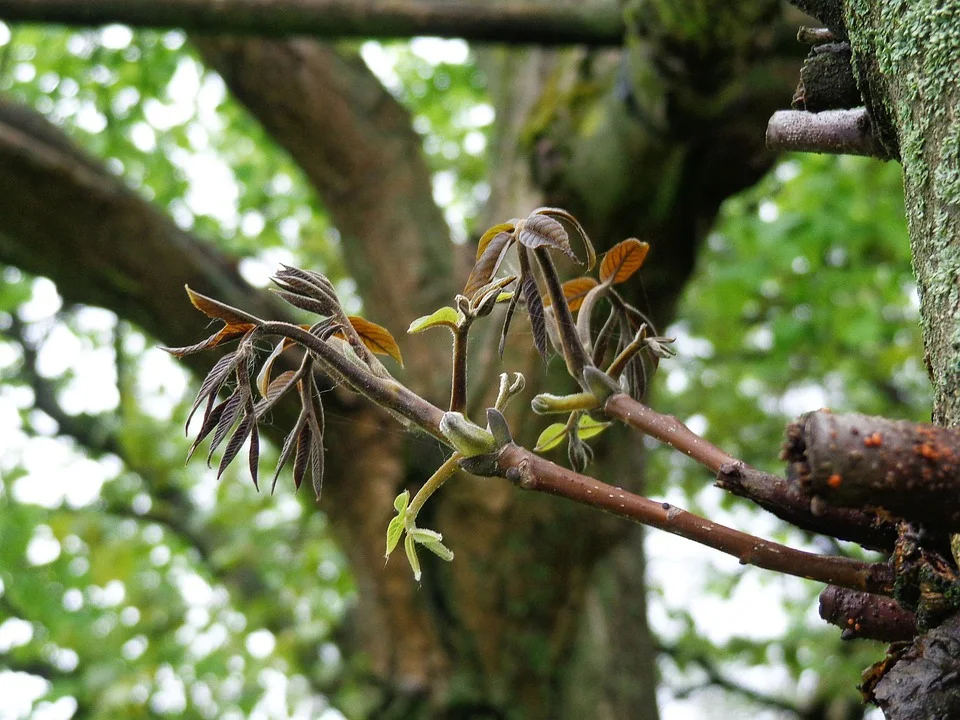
(840, 1, 960, 716)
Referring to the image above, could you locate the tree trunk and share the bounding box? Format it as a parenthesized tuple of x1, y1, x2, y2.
(841, 1, 960, 717)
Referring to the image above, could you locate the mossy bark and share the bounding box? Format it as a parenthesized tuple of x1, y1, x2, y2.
(843, 1, 960, 717)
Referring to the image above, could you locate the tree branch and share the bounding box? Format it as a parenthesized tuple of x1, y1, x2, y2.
(819, 586, 917, 642)
(604, 392, 897, 550)
(0, 0, 626, 45)
(766, 109, 891, 158)
(496, 444, 893, 595)
(784, 411, 960, 534)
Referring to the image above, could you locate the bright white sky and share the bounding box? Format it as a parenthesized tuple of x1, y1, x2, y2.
(0, 22, 885, 720)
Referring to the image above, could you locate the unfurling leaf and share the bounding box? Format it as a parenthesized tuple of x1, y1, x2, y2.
(464, 227, 515, 297)
(271, 411, 307, 493)
(475, 221, 516, 260)
(385, 515, 405, 558)
(272, 265, 342, 316)
(186, 351, 239, 428)
(543, 276, 599, 312)
(346, 316, 403, 366)
(498, 287, 520, 358)
(248, 420, 260, 490)
(532, 207, 596, 269)
(256, 339, 295, 396)
(577, 415, 612, 440)
(534, 423, 568, 452)
(410, 528, 454, 562)
(470, 275, 518, 318)
(517, 213, 577, 263)
(599, 238, 649, 285)
(520, 257, 548, 361)
(405, 533, 421, 581)
(394, 489, 410, 514)
(185, 286, 263, 326)
(439, 412, 497, 457)
(162, 324, 254, 358)
(292, 422, 311, 491)
(408, 306, 460, 334)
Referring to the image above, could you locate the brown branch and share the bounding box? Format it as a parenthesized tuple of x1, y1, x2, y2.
(604, 392, 897, 550)
(784, 411, 960, 534)
(495, 444, 893, 595)
(0, 0, 626, 45)
(604, 393, 737, 472)
(819, 586, 917, 642)
(766, 109, 891, 158)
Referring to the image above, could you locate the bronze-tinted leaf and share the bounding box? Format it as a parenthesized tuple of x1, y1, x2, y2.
(185, 286, 262, 326)
(599, 238, 650, 285)
(249, 419, 260, 490)
(519, 250, 548, 360)
(532, 207, 596, 269)
(255, 339, 295, 397)
(292, 422, 311, 491)
(498, 288, 520, 358)
(218, 413, 254, 480)
(207, 390, 245, 465)
(186, 350, 239, 428)
(517, 213, 577, 263)
(162, 324, 253, 358)
(272, 288, 335, 319)
(475, 221, 516, 260)
(186, 396, 229, 462)
(543, 276, 599, 312)
(347, 316, 403, 366)
(464, 229, 514, 297)
(271, 411, 307, 493)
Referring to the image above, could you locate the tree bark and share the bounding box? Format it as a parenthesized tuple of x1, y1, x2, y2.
(0, 0, 625, 45)
(839, 1, 960, 716)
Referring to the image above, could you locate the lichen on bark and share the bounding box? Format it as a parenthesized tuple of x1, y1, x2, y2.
(844, 0, 960, 426)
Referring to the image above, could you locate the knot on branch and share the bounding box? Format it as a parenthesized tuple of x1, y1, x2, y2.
(784, 411, 960, 535)
(819, 586, 917, 642)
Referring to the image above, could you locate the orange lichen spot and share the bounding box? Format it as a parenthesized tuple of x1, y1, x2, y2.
(827, 473, 843, 489)
(864, 433, 883, 448)
(917, 443, 941, 461)
(847, 618, 855, 626)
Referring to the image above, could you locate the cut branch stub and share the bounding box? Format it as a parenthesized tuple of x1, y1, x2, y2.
(784, 411, 960, 534)
(819, 585, 917, 642)
(766, 109, 892, 159)
(792, 42, 861, 112)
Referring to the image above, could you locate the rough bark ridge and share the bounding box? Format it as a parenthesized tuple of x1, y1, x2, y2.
(840, 1, 960, 716)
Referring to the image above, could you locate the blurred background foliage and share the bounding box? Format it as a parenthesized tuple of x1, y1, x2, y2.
(0, 20, 923, 720)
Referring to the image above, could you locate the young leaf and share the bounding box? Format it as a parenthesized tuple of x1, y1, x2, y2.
(543, 276, 599, 312)
(185, 286, 263, 326)
(419, 536, 454, 562)
(346, 316, 404, 366)
(405, 533, 422, 581)
(408, 306, 460, 334)
(162, 324, 253, 358)
(255, 339, 295, 397)
(394, 489, 410, 514)
(517, 213, 577, 263)
(385, 515, 406, 558)
(186, 396, 229, 462)
(218, 413, 254, 480)
(248, 419, 260, 490)
(578, 415, 612, 440)
(186, 350, 239, 428)
(464, 229, 514, 297)
(533, 207, 596, 270)
(272, 288, 336, 319)
(475, 221, 516, 260)
(520, 255, 548, 361)
(534, 422, 569, 452)
(292, 422, 311, 491)
(498, 288, 521, 358)
(599, 238, 650, 285)
(271, 411, 307, 493)
(207, 390, 246, 465)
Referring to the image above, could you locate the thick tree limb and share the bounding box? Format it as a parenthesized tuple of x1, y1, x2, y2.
(819, 586, 917, 642)
(0, 0, 625, 45)
(192, 37, 459, 385)
(784, 411, 960, 534)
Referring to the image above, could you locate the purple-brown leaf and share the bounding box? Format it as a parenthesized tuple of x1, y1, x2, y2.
(517, 214, 577, 263)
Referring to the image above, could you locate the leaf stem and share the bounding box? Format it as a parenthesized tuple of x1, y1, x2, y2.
(533, 247, 592, 382)
(408, 453, 463, 521)
(449, 322, 471, 413)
